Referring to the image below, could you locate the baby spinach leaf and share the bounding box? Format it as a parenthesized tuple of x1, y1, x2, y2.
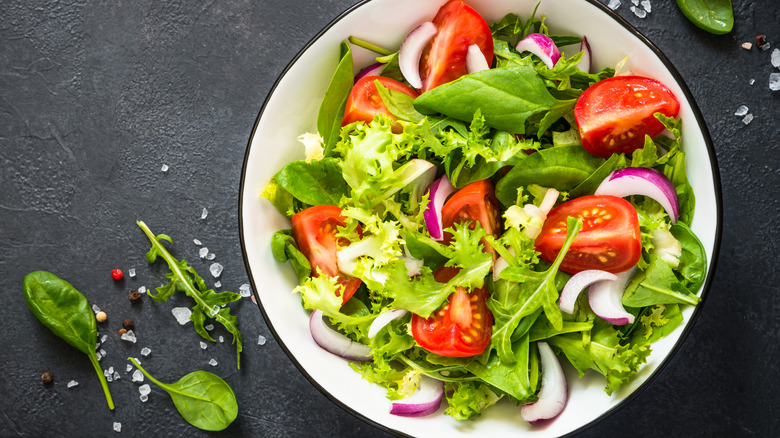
(137, 221, 243, 368)
(568, 152, 627, 198)
(317, 42, 353, 155)
(675, 0, 733, 35)
(271, 229, 312, 283)
(272, 158, 348, 206)
(375, 80, 425, 123)
(670, 222, 707, 293)
(128, 358, 237, 431)
(23, 271, 114, 410)
(260, 181, 295, 217)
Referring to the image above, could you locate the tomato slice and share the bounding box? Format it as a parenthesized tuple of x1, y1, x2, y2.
(441, 179, 501, 256)
(535, 195, 641, 274)
(419, 0, 494, 93)
(574, 76, 680, 157)
(411, 266, 493, 357)
(291, 205, 361, 304)
(342, 75, 418, 133)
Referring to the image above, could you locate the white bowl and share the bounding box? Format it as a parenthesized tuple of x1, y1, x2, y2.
(239, 1, 722, 436)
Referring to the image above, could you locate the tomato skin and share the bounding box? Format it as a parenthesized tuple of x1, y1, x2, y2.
(411, 267, 493, 357)
(419, 0, 494, 93)
(342, 76, 418, 133)
(574, 76, 680, 157)
(291, 205, 361, 304)
(441, 179, 501, 256)
(535, 195, 641, 274)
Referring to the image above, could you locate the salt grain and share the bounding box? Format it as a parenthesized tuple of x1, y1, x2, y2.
(108, 366, 114, 374)
(214, 281, 221, 288)
(106, 374, 113, 383)
(607, 0, 620, 9)
(161, 164, 169, 172)
(200, 341, 208, 350)
(209, 263, 223, 278)
(96, 351, 103, 361)
(172, 307, 192, 325)
(126, 364, 133, 372)
(630, 6, 647, 18)
(193, 238, 202, 246)
(139, 384, 151, 396)
(742, 114, 754, 125)
(257, 335, 267, 346)
(770, 73, 780, 91)
(205, 324, 214, 331)
(140, 394, 148, 402)
(128, 268, 136, 278)
(199, 247, 209, 258)
(113, 372, 121, 380)
(250, 294, 257, 304)
(132, 369, 144, 383)
(772, 49, 780, 68)
(201, 208, 208, 220)
(761, 42, 771, 51)
(742, 42, 753, 50)
(735, 105, 749, 116)
(750, 78, 756, 85)
(67, 380, 79, 388)
(641, 0, 651, 12)
(141, 347, 151, 357)
(100, 348, 107, 357)
(209, 358, 218, 367)
(113, 422, 122, 433)
(121, 330, 137, 343)
(631, 0, 638, 5)
(219, 335, 224, 343)
(138, 286, 147, 294)
(92, 304, 101, 314)
(206, 253, 216, 260)
(239, 283, 251, 298)
(101, 334, 108, 343)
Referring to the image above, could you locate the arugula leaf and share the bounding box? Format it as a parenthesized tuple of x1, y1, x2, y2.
(622, 255, 701, 307)
(318, 42, 354, 155)
(375, 80, 425, 123)
(272, 158, 348, 206)
(137, 221, 243, 368)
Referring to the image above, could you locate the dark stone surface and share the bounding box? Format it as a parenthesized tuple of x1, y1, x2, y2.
(0, 0, 777, 436)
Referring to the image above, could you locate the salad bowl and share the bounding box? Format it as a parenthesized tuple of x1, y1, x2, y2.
(239, 0, 721, 436)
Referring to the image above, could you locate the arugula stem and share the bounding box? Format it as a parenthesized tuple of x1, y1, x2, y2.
(397, 356, 478, 383)
(89, 352, 115, 410)
(347, 36, 393, 56)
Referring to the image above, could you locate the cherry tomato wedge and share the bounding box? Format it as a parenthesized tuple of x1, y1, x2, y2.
(441, 179, 501, 256)
(342, 75, 418, 133)
(291, 205, 361, 304)
(535, 195, 641, 274)
(574, 76, 680, 157)
(411, 266, 493, 357)
(419, 0, 494, 93)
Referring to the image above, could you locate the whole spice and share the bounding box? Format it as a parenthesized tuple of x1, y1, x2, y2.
(118, 328, 127, 336)
(111, 269, 123, 280)
(41, 371, 53, 385)
(128, 289, 142, 303)
(122, 318, 134, 331)
(96, 311, 108, 323)
(756, 34, 767, 49)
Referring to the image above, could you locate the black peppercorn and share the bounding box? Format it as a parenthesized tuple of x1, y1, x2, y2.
(128, 289, 142, 303)
(122, 318, 134, 331)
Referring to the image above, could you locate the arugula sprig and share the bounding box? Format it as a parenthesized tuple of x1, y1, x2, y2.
(137, 221, 243, 369)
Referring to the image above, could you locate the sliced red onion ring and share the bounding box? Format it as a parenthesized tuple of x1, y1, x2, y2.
(355, 62, 385, 82)
(398, 21, 437, 89)
(309, 310, 372, 361)
(587, 267, 637, 325)
(594, 167, 679, 223)
(390, 376, 444, 417)
(559, 270, 618, 314)
(466, 44, 490, 73)
(368, 309, 409, 339)
(423, 175, 455, 241)
(516, 33, 561, 69)
(521, 342, 567, 423)
(577, 36, 591, 73)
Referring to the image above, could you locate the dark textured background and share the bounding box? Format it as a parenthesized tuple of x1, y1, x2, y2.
(1, 0, 778, 436)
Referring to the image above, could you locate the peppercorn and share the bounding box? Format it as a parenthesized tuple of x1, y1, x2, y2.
(111, 269, 123, 280)
(128, 289, 142, 303)
(118, 328, 127, 336)
(96, 311, 107, 323)
(123, 318, 134, 331)
(41, 371, 53, 385)
(756, 34, 767, 49)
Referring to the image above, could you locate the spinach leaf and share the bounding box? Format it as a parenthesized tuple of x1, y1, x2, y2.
(271, 229, 311, 283)
(675, 0, 733, 35)
(413, 64, 575, 136)
(622, 255, 701, 307)
(260, 180, 295, 217)
(317, 42, 353, 155)
(374, 80, 425, 123)
(137, 221, 244, 368)
(23, 271, 114, 410)
(128, 358, 237, 431)
(670, 222, 707, 293)
(272, 158, 348, 206)
(664, 150, 695, 225)
(494, 145, 604, 206)
(568, 152, 627, 198)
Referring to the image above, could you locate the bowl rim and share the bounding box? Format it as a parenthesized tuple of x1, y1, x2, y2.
(238, 0, 723, 436)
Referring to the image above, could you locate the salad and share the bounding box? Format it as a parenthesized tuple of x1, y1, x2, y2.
(262, 0, 707, 424)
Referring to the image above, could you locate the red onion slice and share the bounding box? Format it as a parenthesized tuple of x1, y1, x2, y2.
(423, 175, 455, 241)
(559, 270, 618, 314)
(516, 33, 562, 69)
(355, 62, 385, 82)
(466, 44, 490, 73)
(368, 309, 409, 339)
(398, 22, 437, 89)
(594, 167, 680, 223)
(577, 36, 591, 73)
(521, 342, 567, 423)
(390, 376, 444, 417)
(587, 267, 637, 325)
(309, 310, 372, 361)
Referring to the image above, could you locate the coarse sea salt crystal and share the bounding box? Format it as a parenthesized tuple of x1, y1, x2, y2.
(132, 369, 144, 383)
(631, 0, 638, 5)
(138, 286, 147, 294)
(100, 348, 107, 357)
(140, 394, 149, 403)
(770, 73, 780, 91)
(772, 49, 780, 68)
(67, 380, 79, 388)
(608, 0, 620, 9)
(96, 351, 103, 361)
(239, 283, 251, 298)
(92, 304, 101, 313)
(761, 42, 771, 51)
(205, 324, 214, 331)
(101, 334, 108, 343)
(735, 105, 749, 116)
(219, 335, 224, 343)
(206, 253, 216, 260)
(113, 372, 120, 380)
(257, 335, 267, 346)
(214, 281, 221, 288)
(193, 238, 202, 246)
(209, 358, 218, 367)
(121, 330, 137, 343)
(630, 6, 647, 18)
(161, 164, 169, 172)
(209, 263, 223, 278)
(113, 422, 122, 433)
(172, 307, 192, 325)
(750, 78, 756, 85)
(139, 384, 151, 396)
(641, 0, 651, 12)
(126, 364, 133, 373)
(128, 268, 136, 278)
(742, 114, 754, 125)
(201, 208, 208, 220)
(200, 341, 208, 350)
(141, 347, 151, 357)
(199, 247, 209, 258)
(108, 366, 114, 374)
